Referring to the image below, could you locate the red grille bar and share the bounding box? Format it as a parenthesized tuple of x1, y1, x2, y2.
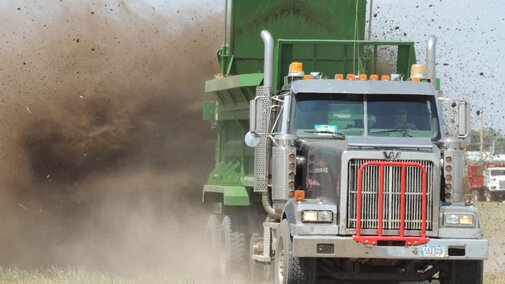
(353, 161, 429, 246)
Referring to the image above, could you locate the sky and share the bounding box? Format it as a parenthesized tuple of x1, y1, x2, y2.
(371, 0, 505, 133)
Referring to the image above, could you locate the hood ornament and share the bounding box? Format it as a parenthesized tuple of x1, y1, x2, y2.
(383, 150, 401, 160)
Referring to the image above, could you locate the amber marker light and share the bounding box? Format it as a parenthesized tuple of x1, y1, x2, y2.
(359, 74, 367, 80)
(446, 165, 453, 171)
(289, 162, 296, 170)
(346, 74, 356, 80)
(303, 74, 313, 80)
(381, 75, 391, 81)
(295, 190, 305, 201)
(370, 74, 379, 80)
(446, 156, 453, 163)
(289, 62, 303, 73)
(335, 74, 344, 80)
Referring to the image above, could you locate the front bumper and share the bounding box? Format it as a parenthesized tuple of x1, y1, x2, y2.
(293, 235, 488, 260)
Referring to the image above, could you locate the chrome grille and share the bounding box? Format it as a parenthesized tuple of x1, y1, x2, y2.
(347, 159, 434, 232)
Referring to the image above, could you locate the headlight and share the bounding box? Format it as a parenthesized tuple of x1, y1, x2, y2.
(444, 213, 474, 226)
(302, 210, 333, 223)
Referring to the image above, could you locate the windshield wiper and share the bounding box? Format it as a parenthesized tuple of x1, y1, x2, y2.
(369, 129, 413, 137)
(304, 130, 345, 140)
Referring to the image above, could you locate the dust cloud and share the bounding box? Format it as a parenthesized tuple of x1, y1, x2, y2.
(0, 0, 221, 280)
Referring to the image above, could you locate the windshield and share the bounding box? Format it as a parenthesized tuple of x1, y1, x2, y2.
(490, 169, 505, 176)
(292, 93, 439, 138)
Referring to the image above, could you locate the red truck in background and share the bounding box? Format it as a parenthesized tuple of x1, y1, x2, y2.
(467, 163, 505, 202)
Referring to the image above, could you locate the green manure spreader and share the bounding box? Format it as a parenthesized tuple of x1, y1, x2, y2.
(202, 1, 487, 283)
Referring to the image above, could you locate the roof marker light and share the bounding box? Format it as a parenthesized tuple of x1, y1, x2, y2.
(346, 74, 356, 80)
(288, 62, 304, 77)
(381, 75, 391, 81)
(335, 74, 344, 80)
(370, 74, 379, 81)
(359, 74, 367, 80)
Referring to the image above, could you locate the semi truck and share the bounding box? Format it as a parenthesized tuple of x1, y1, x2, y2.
(202, 1, 488, 283)
(467, 163, 505, 202)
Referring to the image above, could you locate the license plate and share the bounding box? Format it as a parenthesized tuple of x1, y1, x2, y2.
(420, 245, 447, 257)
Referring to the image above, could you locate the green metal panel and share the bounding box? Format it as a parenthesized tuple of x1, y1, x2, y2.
(203, 185, 250, 206)
(205, 73, 264, 94)
(227, 0, 367, 75)
(204, 74, 263, 187)
(202, 101, 217, 121)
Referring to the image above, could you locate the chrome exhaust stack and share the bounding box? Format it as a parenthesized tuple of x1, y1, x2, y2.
(261, 30, 274, 89)
(426, 35, 437, 90)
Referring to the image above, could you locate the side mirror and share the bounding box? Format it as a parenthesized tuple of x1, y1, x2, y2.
(245, 131, 261, 147)
(246, 99, 261, 148)
(440, 98, 469, 139)
(249, 99, 257, 133)
(457, 100, 469, 138)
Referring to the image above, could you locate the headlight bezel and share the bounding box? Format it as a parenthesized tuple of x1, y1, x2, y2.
(301, 210, 333, 223)
(444, 213, 475, 227)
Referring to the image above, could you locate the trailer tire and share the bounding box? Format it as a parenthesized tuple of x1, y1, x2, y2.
(440, 260, 483, 284)
(221, 215, 247, 278)
(275, 220, 315, 284)
(205, 214, 222, 276)
(484, 189, 494, 202)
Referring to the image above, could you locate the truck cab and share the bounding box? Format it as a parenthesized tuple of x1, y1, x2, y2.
(249, 65, 487, 282)
(484, 167, 505, 200)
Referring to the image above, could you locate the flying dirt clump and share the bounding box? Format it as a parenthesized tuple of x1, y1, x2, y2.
(0, 0, 222, 278)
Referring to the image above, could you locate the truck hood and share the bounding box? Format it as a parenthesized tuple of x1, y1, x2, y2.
(345, 136, 433, 151)
(298, 136, 436, 200)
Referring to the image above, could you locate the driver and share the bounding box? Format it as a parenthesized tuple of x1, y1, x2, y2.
(393, 107, 416, 129)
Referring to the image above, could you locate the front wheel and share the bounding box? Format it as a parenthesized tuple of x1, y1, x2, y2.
(440, 260, 483, 284)
(274, 220, 315, 284)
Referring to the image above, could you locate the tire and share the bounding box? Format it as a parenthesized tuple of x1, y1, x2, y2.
(440, 260, 483, 284)
(274, 220, 316, 284)
(484, 189, 494, 202)
(221, 215, 247, 278)
(471, 189, 481, 202)
(250, 232, 272, 283)
(205, 215, 222, 276)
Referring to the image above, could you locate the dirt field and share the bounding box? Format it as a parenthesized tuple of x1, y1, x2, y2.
(479, 201, 505, 281)
(0, 202, 503, 284)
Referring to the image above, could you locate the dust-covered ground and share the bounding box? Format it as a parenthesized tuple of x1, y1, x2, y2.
(478, 202, 505, 277)
(0, 0, 224, 282)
